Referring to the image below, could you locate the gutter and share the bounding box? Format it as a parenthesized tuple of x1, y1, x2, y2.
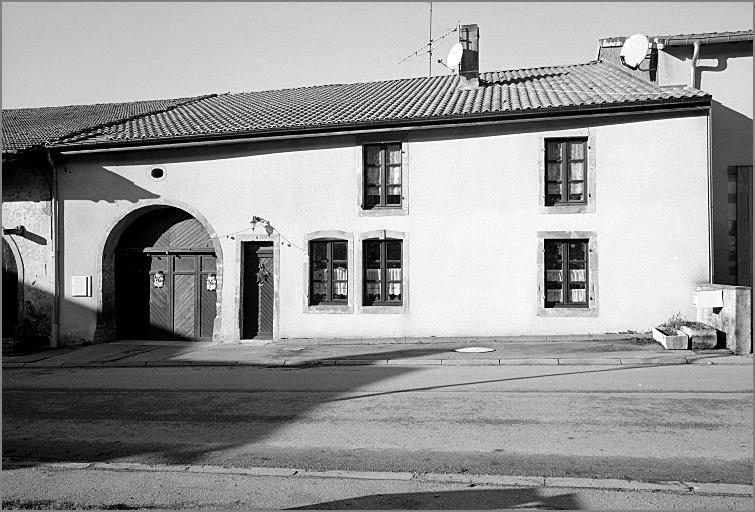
(689, 41, 701, 88)
(56, 98, 711, 155)
(45, 150, 60, 348)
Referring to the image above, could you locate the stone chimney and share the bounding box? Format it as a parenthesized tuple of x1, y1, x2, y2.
(458, 24, 479, 84)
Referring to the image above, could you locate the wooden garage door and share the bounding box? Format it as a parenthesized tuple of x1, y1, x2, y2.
(115, 208, 218, 341)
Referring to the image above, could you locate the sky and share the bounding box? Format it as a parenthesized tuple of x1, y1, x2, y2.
(2, 2, 752, 108)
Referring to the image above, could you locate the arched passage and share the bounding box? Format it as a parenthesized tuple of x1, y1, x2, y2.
(2, 237, 19, 337)
(96, 205, 223, 342)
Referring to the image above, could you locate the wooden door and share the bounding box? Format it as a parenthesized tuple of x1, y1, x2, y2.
(119, 252, 216, 341)
(735, 166, 752, 287)
(242, 243, 274, 339)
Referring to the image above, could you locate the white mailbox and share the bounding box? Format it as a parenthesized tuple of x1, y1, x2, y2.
(693, 289, 724, 308)
(71, 275, 92, 297)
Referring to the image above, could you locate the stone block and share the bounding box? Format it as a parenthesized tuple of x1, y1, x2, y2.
(695, 284, 752, 355)
(678, 324, 717, 349)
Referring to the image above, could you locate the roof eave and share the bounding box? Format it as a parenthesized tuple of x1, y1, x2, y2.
(51, 95, 711, 155)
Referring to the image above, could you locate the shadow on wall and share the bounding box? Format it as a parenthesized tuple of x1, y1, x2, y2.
(291, 488, 582, 510)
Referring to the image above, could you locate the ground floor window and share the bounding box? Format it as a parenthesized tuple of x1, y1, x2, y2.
(544, 239, 588, 307)
(309, 240, 348, 305)
(363, 239, 402, 305)
(537, 231, 597, 317)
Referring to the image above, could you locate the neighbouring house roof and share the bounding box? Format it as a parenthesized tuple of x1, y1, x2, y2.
(1, 96, 213, 154)
(3, 61, 710, 154)
(600, 29, 753, 47)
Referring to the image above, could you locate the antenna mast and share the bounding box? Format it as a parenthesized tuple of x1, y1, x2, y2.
(428, 2, 433, 76)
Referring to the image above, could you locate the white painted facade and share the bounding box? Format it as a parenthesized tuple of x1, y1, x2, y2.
(54, 111, 710, 343)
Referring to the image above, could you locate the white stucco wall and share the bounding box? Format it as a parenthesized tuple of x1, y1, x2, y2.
(57, 112, 710, 343)
(657, 44, 753, 284)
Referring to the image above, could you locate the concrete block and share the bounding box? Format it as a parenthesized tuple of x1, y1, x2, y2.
(695, 284, 752, 355)
(441, 359, 500, 365)
(498, 358, 558, 365)
(558, 358, 622, 365)
(652, 328, 689, 350)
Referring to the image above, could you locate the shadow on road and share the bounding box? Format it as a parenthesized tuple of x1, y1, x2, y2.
(290, 487, 581, 510)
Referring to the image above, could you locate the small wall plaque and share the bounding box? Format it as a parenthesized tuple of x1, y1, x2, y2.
(71, 275, 92, 297)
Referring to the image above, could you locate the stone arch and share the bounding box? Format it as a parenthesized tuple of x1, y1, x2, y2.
(94, 201, 224, 342)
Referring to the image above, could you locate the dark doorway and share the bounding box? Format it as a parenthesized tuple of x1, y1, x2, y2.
(727, 165, 752, 286)
(242, 242, 274, 339)
(2, 238, 19, 337)
(115, 208, 217, 341)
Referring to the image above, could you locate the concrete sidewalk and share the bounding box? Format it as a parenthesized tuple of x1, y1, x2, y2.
(3, 336, 751, 368)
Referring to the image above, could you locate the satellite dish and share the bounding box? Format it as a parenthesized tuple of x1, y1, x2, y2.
(619, 34, 649, 69)
(446, 43, 463, 69)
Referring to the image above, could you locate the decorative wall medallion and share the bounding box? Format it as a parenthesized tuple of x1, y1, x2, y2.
(206, 274, 217, 291)
(153, 271, 165, 288)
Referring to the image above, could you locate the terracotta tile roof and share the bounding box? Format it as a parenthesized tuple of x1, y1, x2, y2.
(52, 61, 708, 149)
(2, 96, 212, 153)
(3, 61, 709, 153)
(601, 30, 753, 47)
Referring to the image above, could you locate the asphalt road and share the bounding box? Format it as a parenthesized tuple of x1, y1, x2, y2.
(3, 364, 753, 486)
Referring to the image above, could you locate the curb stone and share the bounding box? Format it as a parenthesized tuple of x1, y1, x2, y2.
(4, 461, 751, 496)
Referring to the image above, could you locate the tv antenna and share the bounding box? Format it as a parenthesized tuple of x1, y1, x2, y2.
(619, 34, 650, 69)
(398, 4, 459, 77)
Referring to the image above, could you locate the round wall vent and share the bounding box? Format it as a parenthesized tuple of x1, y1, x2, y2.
(150, 168, 165, 180)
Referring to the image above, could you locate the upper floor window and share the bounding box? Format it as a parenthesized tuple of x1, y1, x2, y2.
(363, 239, 402, 305)
(310, 240, 348, 305)
(545, 139, 587, 206)
(544, 239, 588, 307)
(364, 144, 402, 209)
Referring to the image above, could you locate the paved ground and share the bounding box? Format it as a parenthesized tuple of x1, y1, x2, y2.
(4, 339, 752, 509)
(3, 463, 753, 510)
(2, 336, 750, 368)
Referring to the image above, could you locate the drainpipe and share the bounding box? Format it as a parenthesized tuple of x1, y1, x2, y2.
(689, 41, 701, 88)
(45, 149, 60, 348)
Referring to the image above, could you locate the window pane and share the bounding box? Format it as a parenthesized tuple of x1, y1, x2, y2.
(545, 241, 563, 269)
(312, 242, 327, 262)
(547, 182, 562, 195)
(387, 282, 402, 300)
(332, 279, 347, 300)
(365, 283, 381, 301)
(365, 268, 381, 281)
(547, 163, 561, 181)
(546, 289, 563, 303)
(387, 262, 402, 281)
(386, 186, 401, 205)
(569, 161, 584, 181)
(568, 241, 586, 260)
(546, 269, 563, 282)
(333, 264, 348, 281)
(332, 242, 347, 261)
(569, 141, 585, 160)
(364, 241, 381, 262)
(365, 146, 382, 165)
(386, 241, 402, 260)
(569, 288, 586, 303)
(366, 166, 381, 184)
(366, 186, 381, 208)
(387, 166, 401, 184)
(568, 182, 584, 201)
(568, 269, 586, 282)
(388, 146, 401, 164)
(546, 142, 561, 161)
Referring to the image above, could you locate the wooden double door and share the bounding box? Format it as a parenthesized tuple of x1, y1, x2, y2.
(116, 251, 217, 341)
